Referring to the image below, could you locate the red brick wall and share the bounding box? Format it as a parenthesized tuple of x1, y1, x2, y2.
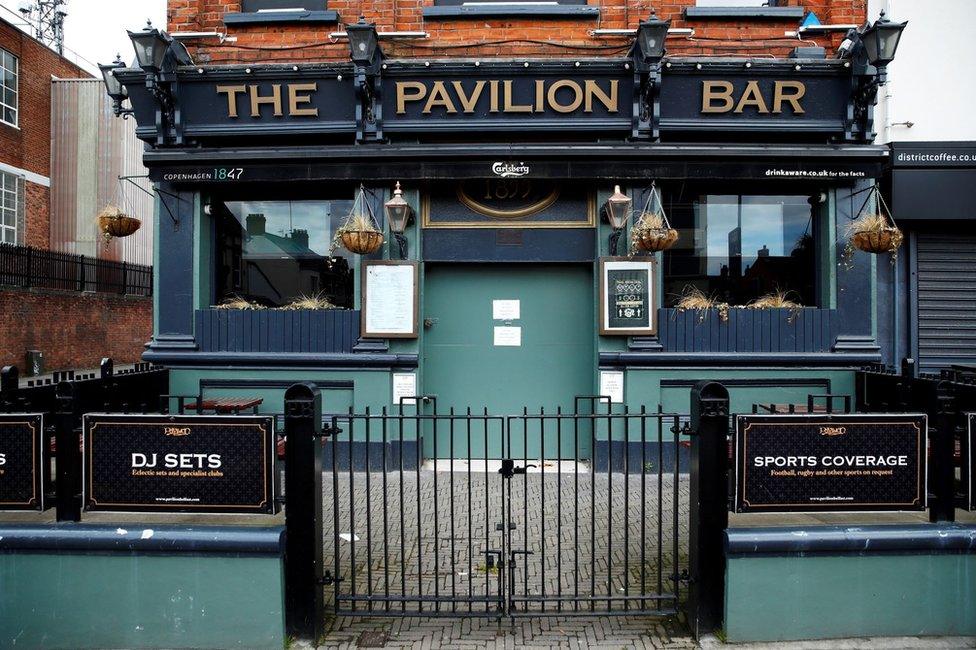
(0, 288, 152, 373)
(0, 18, 90, 250)
(169, 0, 867, 64)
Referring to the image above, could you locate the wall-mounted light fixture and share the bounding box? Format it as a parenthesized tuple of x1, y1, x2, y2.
(98, 54, 133, 119)
(346, 16, 384, 141)
(384, 182, 414, 259)
(604, 185, 633, 256)
(629, 8, 671, 140)
(860, 10, 907, 85)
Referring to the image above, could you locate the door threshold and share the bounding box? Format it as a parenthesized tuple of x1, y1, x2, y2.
(422, 459, 590, 473)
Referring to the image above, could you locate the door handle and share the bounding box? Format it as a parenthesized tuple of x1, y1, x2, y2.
(424, 317, 438, 329)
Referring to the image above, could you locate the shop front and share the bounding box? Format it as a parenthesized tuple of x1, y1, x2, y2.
(115, 39, 891, 463)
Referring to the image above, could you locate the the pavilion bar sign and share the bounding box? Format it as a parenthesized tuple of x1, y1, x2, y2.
(0, 414, 44, 511)
(735, 414, 926, 513)
(83, 414, 276, 513)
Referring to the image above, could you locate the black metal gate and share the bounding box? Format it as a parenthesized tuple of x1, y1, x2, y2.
(321, 399, 686, 618)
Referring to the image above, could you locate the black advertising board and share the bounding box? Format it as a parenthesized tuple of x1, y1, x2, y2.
(735, 414, 926, 513)
(968, 413, 975, 512)
(0, 414, 44, 511)
(83, 414, 276, 514)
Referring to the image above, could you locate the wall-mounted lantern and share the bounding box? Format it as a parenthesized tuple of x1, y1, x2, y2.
(346, 16, 381, 70)
(346, 16, 384, 141)
(98, 54, 132, 119)
(633, 10, 671, 70)
(860, 10, 908, 85)
(384, 182, 414, 259)
(604, 185, 633, 256)
(629, 8, 670, 139)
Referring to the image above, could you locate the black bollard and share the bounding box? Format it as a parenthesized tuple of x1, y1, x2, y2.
(687, 381, 731, 639)
(54, 381, 82, 522)
(283, 383, 324, 640)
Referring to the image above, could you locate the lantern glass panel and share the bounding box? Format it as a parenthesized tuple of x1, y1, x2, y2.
(129, 30, 168, 72)
(99, 64, 123, 97)
(637, 21, 669, 60)
(347, 26, 378, 65)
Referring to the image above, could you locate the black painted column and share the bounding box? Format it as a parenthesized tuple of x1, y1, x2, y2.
(145, 183, 198, 358)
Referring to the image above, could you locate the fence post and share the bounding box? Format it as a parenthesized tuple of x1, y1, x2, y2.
(0, 365, 18, 411)
(929, 381, 957, 523)
(687, 380, 731, 639)
(120, 261, 127, 295)
(54, 381, 82, 522)
(284, 382, 324, 641)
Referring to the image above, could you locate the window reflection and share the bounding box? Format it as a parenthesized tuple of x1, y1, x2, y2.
(663, 194, 816, 306)
(215, 199, 355, 308)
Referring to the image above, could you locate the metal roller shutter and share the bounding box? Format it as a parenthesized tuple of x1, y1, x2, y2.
(916, 233, 976, 373)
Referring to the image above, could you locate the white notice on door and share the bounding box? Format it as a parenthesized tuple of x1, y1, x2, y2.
(493, 326, 522, 347)
(492, 299, 520, 321)
(392, 373, 417, 405)
(600, 370, 624, 404)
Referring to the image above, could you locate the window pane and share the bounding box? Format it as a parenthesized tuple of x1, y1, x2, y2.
(215, 199, 356, 308)
(663, 193, 817, 307)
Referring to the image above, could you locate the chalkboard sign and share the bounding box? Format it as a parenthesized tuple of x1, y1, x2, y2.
(83, 414, 276, 514)
(599, 257, 657, 336)
(0, 414, 44, 511)
(734, 414, 926, 513)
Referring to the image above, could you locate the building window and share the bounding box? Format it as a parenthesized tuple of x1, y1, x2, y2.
(662, 193, 817, 307)
(1, 48, 18, 127)
(214, 199, 355, 309)
(0, 171, 19, 245)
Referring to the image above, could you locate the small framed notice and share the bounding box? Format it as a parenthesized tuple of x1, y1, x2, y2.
(599, 371, 624, 404)
(599, 257, 656, 336)
(392, 373, 418, 406)
(362, 260, 419, 339)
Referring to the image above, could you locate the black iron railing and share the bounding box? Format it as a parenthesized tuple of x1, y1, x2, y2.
(0, 243, 152, 296)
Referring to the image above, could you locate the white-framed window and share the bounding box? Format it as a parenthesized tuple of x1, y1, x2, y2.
(0, 48, 17, 127)
(0, 171, 19, 244)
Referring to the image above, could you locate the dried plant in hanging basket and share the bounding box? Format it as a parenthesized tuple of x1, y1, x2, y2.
(331, 194, 385, 255)
(849, 213, 904, 254)
(631, 211, 679, 253)
(97, 205, 141, 242)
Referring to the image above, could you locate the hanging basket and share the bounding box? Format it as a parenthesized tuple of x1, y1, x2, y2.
(340, 230, 385, 255)
(851, 226, 904, 254)
(634, 224, 679, 252)
(97, 205, 141, 241)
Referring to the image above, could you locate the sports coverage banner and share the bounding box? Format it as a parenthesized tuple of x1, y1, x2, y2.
(83, 414, 276, 514)
(735, 414, 926, 513)
(0, 414, 44, 511)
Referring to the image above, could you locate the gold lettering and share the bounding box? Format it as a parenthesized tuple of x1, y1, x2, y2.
(216, 84, 247, 118)
(503, 80, 533, 113)
(288, 82, 318, 117)
(248, 84, 283, 117)
(584, 79, 618, 113)
(451, 80, 486, 113)
(701, 80, 734, 114)
(547, 80, 583, 113)
(423, 81, 459, 114)
(489, 80, 499, 113)
(734, 80, 769, 114)
(773, 80, 806, 114)
(535, 80, 545, 113)
(396, 81, 427, 114)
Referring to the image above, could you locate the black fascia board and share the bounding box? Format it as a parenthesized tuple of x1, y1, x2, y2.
(223, 9, 339, 25)
(684, 6, 806, 20)
(423, 4, 599, 19)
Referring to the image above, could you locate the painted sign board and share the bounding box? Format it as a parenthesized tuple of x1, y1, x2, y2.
(83, 414, 276, 513)
(0, 414, 44, 511)
(599, 257, 657, 336)
(734, 414, 927, 513)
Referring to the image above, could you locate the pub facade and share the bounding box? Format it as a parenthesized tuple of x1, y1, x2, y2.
(109, 0, 899, 463)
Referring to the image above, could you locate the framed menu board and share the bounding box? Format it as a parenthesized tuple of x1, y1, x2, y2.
(362, 260, 420, 338)
(599, 257, 657, 336)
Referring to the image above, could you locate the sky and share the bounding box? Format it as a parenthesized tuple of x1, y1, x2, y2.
(0, 0, 166, 75)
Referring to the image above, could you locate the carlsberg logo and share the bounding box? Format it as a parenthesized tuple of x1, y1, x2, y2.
(492, 162, 530, 178)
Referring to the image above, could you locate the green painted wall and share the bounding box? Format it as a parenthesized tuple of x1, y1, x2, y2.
(0, 552, 284, 649)
(725, 553, 976, 642)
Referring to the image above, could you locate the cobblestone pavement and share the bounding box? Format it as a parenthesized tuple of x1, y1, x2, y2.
(318, 467, 694, 648)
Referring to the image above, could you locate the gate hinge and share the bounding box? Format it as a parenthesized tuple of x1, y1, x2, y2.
(498, 458, 536, 478)
(318, 570, 344, 586)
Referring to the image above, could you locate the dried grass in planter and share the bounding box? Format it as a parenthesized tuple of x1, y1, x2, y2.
(214, 296, 266, 310)
(675, 286, 730, 323)
(280, 293, 339, 310)
(748, 291, 802, 310)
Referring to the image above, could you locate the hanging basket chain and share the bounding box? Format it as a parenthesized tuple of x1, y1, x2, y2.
(630, 181, 679, 255)
(332, 184, 385, 255)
